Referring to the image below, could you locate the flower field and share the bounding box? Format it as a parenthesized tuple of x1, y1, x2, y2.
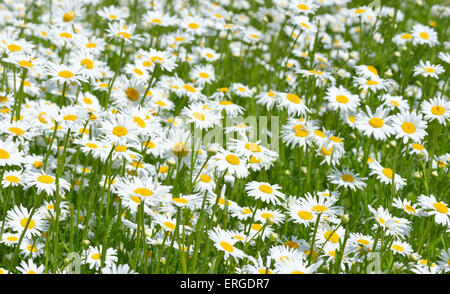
(0, 0, 449, 274)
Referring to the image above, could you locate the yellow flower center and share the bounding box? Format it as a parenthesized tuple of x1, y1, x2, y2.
(8, 44, 22, 52)
(392, 244, 404, 252)
(245, 142, 261, 152)
(18, 60, 33, 68)
(411, 143, 424, 151)
(112, 126, 128, 137)
(369, 117, 384, 128)
(193, 112, 205, 121)
(259, 184, 273, 194)
(433, 202, 448, 214)
(20, 218, 35, 229)
(401, 122, 416, 134)
(9, 127, 24, 135)
(183, 84, 196, 93)
(200, 174, 211, 183)
(298, 210, 313, 220)
(419, 32, 429, 40)
(91, 253, 101, 260)
(225, 154, 240, 165)
(58, 71, 74, 79)
(63, 11, 75, 22)
(134, 188, 153, 197)
(336, 95, 349, 104)
(172, 142, 189, 157)
(188, 23, 199, 29)
(219, 241, 234, 252)
(367, 65, 378, 76)
(324, 231, 340, 243)
(431, 105, 445, 115)
(117, 32, 131, 38)
(382, 168, 393, 179)
(133, 117, 146, 128)
(81, 59, 94, 69)
(312, 205, 328, 213)
(286, 93, 300, 104)
(163, 222, 176, 230)
(5, 175, 19, 183)
(37, 175, 54, 184)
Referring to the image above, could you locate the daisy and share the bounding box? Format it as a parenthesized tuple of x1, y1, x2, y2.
(256, 90, 280, 111)
(390, 240, 413, 256)
(269, 245, 304, 265)
(355, 65, 381, 80)
(325, 85, 360, 112)
(407, 142, 429, 159)
(231, 83, 254, 98)
(353, 76, 390, 93)
(413, 60, 445, 79)
(212, 149, 249, 179)
(100, 114, 140, 145)
(2, 170, 24, 188)
(44, 62, 85, 86)
(181, 103, 222, 130)
(420, 97, 449, 125)
(255, 208, 285, 225)
(6, 205, 47, 238)
(393, 198, 424, 216)
(83, 245, 118, 270)
(208, 227, 247, 260)
(418, 195, 450, 226)
(277, 92, 310, 116)
(190, 64, 215, 86)
(411, 24, 439, 46)
(16, 259, 45, 274)
(287, 200, 317, 226)
(436, 248, 450, 272)
(328, 168, 367, 191)
(245, 181, 286, 205)
(369, 161, 407, 191)
(391, 111, 428, 144)
(355, 106, 395, 141)
(381, 94, 410, 113)
(238, 254, 277, 274)
(106, 21, 143, 43)
(24, 171, 71, 196)
(276, 258, 322, 274)
(101, 264, 136, 274)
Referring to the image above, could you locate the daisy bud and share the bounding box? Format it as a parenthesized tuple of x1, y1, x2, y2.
(207, 145, 218, 156)
(394, 51, 401, 57)
(61, 194, 67, 201)
(431, 170, 438, 177)
(64, 258, 71, 265)
(418, 152, 426, 159)
(385, 69, 393, 77)
(409, 253, 419, 262)
(301, 166, 307, 174)
(81, 239, 90, 248)
(167, 157, 176, 167)
(269, 232, 278, 242)
(359, 246, 370, 255)
(414, 171, 421, 179)
(285, 170, 291, 176)
(266, 217, 275, 225)
(389, 140, 397, 147)
(160, 257, 166, 265)
(339, 214, 350, 224)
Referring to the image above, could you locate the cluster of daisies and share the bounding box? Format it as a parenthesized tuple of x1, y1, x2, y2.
(0, 0, 448, 274)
